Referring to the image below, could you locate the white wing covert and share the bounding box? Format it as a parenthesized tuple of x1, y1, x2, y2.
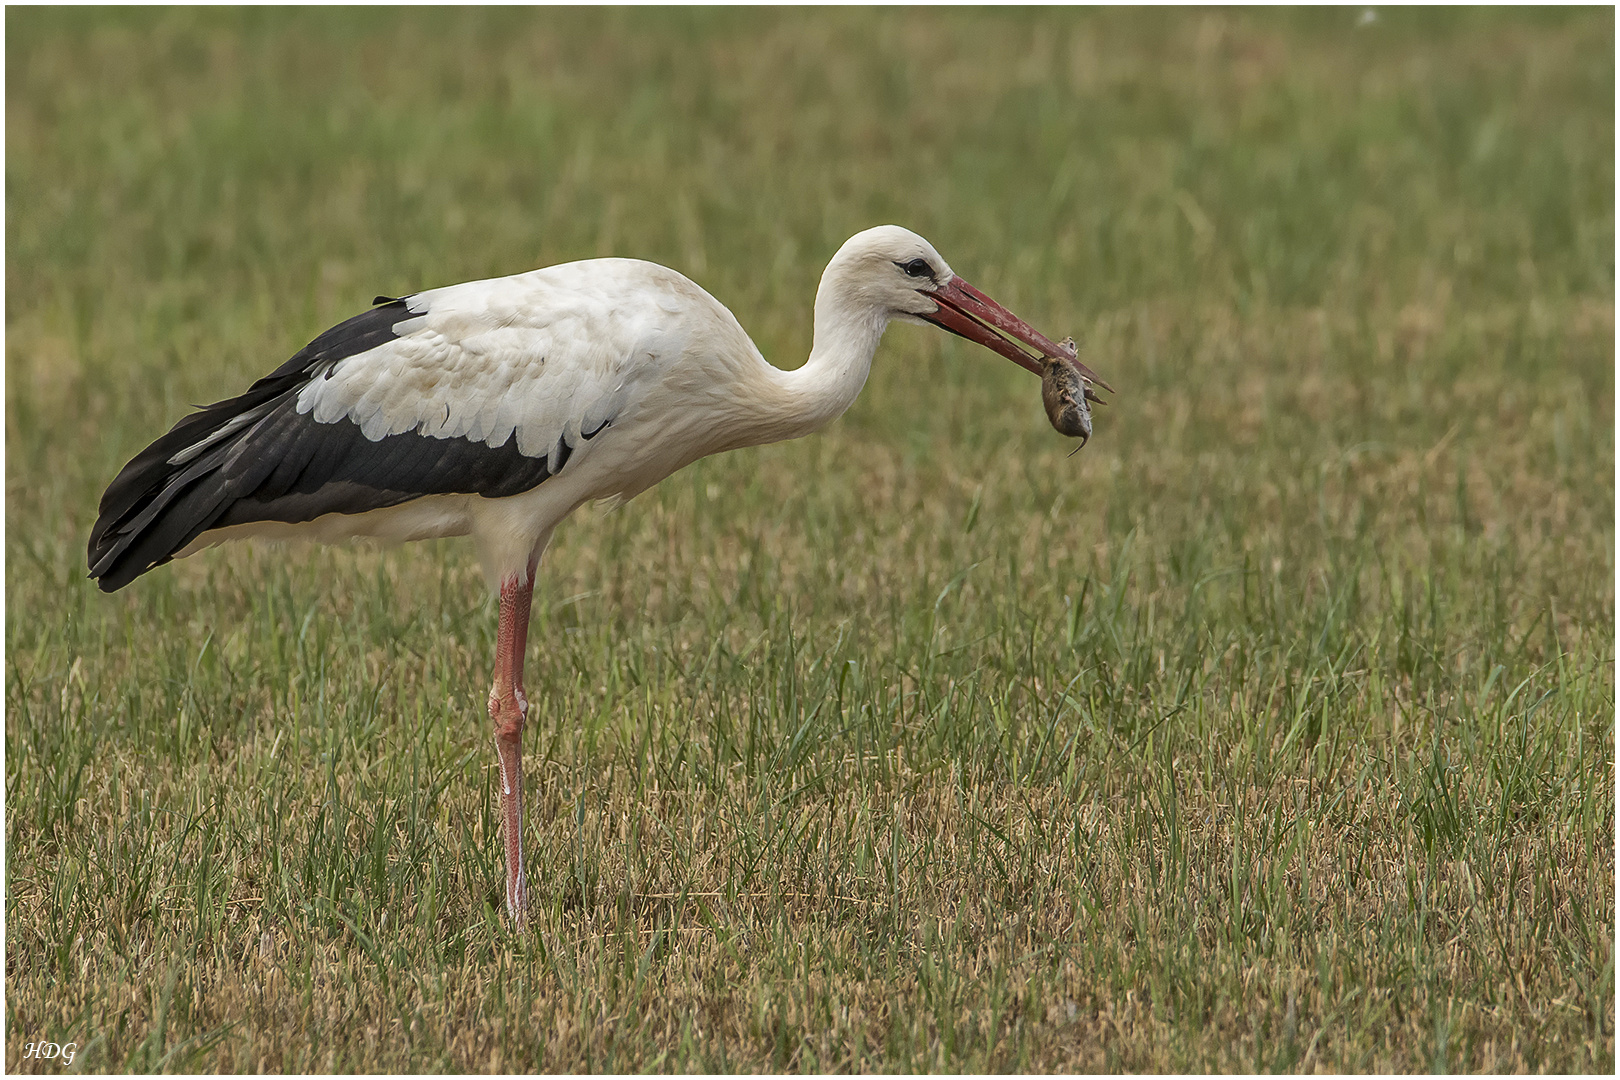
(296, 265, 668, 472)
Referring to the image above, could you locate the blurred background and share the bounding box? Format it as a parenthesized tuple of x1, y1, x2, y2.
(9, 10, 1612, 595)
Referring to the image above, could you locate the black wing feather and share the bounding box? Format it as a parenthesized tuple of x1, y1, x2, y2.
(88, 297, 570, 593)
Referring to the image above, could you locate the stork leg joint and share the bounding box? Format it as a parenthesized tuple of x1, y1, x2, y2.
(487, 685, 528, 740)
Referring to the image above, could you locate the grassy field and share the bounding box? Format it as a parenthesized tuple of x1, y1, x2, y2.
(5, 8, 1613, 1072)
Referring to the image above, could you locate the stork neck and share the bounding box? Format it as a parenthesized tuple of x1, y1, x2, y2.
(765, 288, 888, 441)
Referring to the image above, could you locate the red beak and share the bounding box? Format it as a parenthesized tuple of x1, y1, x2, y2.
(921, 276, 1114, 393)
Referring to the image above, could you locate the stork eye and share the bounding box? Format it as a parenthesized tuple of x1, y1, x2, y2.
(897, 257, 934, 280)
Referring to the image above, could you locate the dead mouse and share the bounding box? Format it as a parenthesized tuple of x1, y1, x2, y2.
(1041, 337, 1095, 445)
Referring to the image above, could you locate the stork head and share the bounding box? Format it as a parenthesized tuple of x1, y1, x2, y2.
(820, 225, 1112, 390)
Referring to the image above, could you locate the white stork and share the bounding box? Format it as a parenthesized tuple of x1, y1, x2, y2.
(88, 225, 1110, 923)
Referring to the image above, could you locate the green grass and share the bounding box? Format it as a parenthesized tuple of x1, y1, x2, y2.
(6, 7, 1613, 1072)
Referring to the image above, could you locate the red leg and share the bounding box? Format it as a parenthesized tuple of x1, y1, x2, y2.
(488, 557, 537, 924)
